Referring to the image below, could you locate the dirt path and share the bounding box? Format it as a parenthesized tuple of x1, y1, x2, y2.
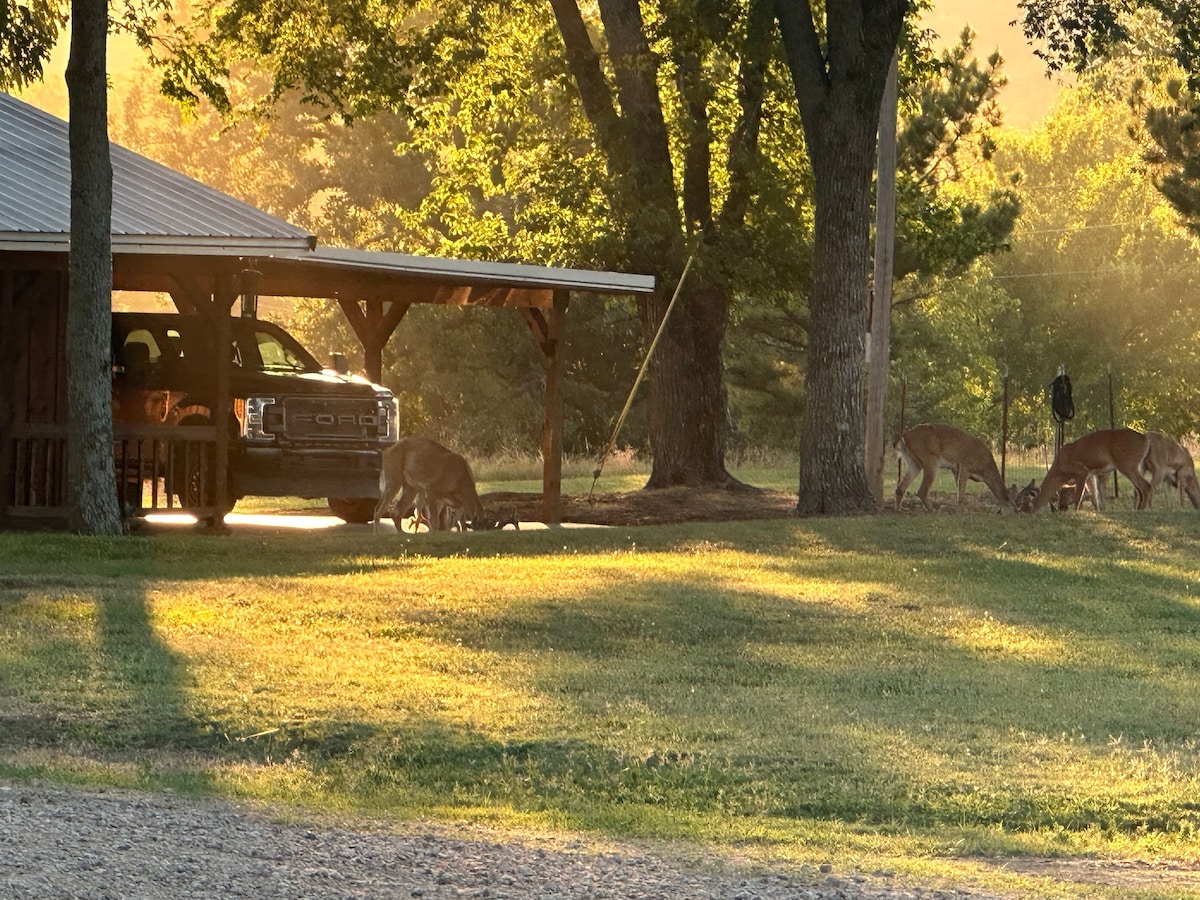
(1, 781, 1009, 899)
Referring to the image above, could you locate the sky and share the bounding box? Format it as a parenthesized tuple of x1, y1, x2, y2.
(918, 0, 1072, 130)
(18, 2, 1070, 131)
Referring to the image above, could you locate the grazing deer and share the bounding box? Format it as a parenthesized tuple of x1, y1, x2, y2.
(895, 424, 1013, 512)
(1030, 428, 1152, 512)
(373, 437, 486, 533)
(1140, 431, 1200, 509)
(417, 494, 519, 531)
(1009, 479, 1038, 513)
(1053, 472, 1102, 511)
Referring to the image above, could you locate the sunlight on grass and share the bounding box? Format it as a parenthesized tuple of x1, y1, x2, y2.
(947, 613, 1071, 662)
(5, 508, 1200, 898)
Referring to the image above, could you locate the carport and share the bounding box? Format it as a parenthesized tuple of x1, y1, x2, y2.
(0, 91, 656, 529)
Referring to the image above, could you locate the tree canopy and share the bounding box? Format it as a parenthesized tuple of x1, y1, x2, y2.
(0, 0, 65, 89)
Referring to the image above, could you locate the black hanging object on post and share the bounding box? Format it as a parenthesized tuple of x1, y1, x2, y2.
(1051, 368, 1074, 424)
(1050, 365, 1073, 458)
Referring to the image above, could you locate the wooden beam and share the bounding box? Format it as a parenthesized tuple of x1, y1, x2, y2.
(212, 276, 237, 526)
(541, 291, 568, 525)
(519, 307, 551, 353)
(165, 272, 210, 315)
(336, 298, 413, 383)
(0, 271, 14, 530)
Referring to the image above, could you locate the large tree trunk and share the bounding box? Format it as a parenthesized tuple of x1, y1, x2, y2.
(640, 277, 734, 487)
(551, 0, 735, 489)
(65, 0, 122, 534)
(775, 0, 908, 515)
(796, 109, 878, 514)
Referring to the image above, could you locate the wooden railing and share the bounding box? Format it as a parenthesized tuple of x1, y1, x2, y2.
(7, 423, 221, 523)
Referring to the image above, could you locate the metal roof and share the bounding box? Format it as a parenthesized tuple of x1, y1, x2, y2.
(306, 246, 655, 294)
(0, 91, 315, 253)
(0, 91, 656, 298)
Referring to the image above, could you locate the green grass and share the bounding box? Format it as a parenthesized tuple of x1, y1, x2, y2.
(232, 449, 798, 511)
(5, 480, 1200, 898)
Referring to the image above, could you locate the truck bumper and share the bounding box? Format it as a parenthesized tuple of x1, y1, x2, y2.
(236, 447, 383, 500)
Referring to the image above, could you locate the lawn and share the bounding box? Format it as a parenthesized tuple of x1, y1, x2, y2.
(2, 477, 1200, 898)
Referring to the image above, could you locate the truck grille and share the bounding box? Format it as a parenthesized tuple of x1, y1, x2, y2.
(278, 398, 388, 442)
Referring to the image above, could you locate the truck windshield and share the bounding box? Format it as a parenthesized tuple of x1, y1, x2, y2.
(253, 329, 316, 372)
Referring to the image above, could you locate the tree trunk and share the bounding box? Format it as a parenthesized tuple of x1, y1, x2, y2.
(640, 275, 734, 487)
(796, 110, 878, 514)
(774, 0, 907, 515)
(553, 0, 735, 489)
(65, 0, 121, 534)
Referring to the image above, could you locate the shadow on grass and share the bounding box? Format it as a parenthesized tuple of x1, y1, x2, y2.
(0, 571, 222, 768)
(5, 514, 1200, 842)
(434, 562, 1200, 836)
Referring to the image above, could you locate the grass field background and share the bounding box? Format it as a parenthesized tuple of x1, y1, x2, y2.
(2, 455, 1199, 899)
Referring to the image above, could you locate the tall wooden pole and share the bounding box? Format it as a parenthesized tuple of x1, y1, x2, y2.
(1001, 368, 1010, 484)
(865, 51, 899, 504)
(541, 291, 568, 525)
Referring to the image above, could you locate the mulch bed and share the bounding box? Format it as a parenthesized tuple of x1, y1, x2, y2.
(483, 486, 799, 527)
(482, 486, 1017, 526)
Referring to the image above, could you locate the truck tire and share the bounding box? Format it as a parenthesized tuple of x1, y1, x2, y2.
(329, 497, 377, 524)
(173, 415, 234, 523)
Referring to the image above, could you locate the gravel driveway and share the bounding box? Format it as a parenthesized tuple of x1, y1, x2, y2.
(0, 781, 1005, 899)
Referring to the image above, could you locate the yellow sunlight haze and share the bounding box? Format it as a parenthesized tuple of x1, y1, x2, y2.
(920, 0, 1072, 130)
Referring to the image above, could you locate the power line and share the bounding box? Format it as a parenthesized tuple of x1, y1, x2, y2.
(1012, 221, 1141, 236)
(993, 260, 1198, 280)
(992, 268, 1116, 280)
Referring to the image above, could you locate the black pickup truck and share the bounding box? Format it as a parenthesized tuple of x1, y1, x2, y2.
(111, 311, 398, 523)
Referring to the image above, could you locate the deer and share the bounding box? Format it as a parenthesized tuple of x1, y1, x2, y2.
(1052, 472, 1102, 511)
(1140, 431, 1200, 509)
(895, 424, 1014, 513)
(1030, 428, 1153, 512)
(1009, 479, 1038, 513)
(373, 437, 486, 533)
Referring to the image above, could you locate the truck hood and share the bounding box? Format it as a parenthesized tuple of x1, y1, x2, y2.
(230, 368, 393, 399)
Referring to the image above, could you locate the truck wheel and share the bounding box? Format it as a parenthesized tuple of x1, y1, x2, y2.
(329, 497, 378, 524)
(173, 415, 234, 521)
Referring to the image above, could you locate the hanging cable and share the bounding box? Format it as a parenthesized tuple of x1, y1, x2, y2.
(587, 240, 701, 500)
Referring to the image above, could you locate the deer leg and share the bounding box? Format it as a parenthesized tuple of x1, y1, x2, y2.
(1071, 476, 1089, 511)
(1146, 467, 1167, 509)
(373, 480, 403, 534)
(954, 465, 969, 507)
(1183, 473, 1200, 509)
(391, 485, 424, 533)
(895, 460, 918, 511)
(915, 466, 938, 512)
(1123, 465, 1154, 510)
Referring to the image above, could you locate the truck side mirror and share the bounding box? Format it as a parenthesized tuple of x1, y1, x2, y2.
(330, 352, 349, 375)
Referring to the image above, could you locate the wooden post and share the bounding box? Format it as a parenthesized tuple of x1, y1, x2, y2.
(541, 291, 568, 525)
(896, 373, 907, 487)
(363, 300, 384, 384)
(865, 51, 899, 504)
(0, 271, 14, 528)
(213, 274, 237, 527)
(1001, 368, 1009, 484)
(1108, 364, 1119, 499)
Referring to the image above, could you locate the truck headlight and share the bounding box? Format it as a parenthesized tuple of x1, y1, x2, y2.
(379, 395, 399, 440)
(243, 396, 276, 441)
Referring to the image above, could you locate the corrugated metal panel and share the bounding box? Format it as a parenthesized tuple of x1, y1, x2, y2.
(0, 92, 656, 297)
(0, 92, 313, 246)
(311, 246, 657, 294)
